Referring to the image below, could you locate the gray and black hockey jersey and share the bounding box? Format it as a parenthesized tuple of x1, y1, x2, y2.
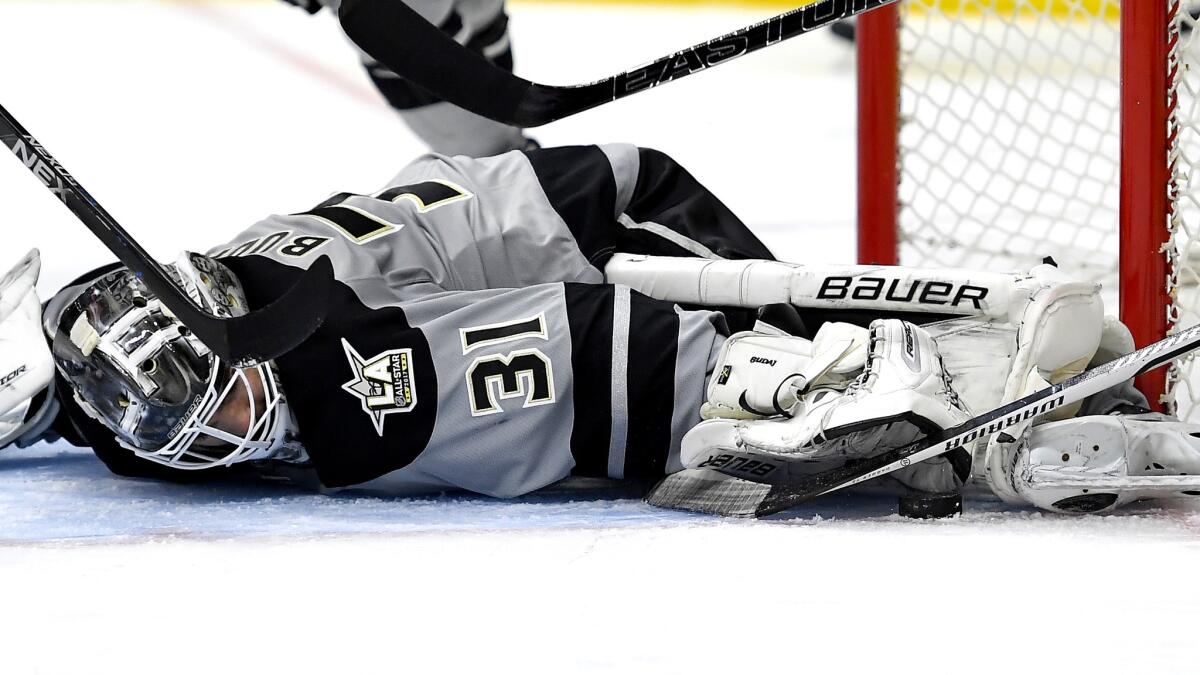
(71, 144, 775, 497)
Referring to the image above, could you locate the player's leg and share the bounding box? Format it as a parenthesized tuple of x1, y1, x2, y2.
(608, 147, 776, 261)
(983, 317, 1200, 512)
(517, 144, 776, 268)
(327, 0, 531, 156)
(652, 259, 1172, 512)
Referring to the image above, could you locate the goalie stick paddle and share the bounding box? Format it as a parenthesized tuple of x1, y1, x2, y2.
(0, 103, 335, 367)
(648, 321, 1200, 518)
(338, 0, 898, 128)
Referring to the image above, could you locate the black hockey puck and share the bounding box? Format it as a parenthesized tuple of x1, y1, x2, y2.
(897, 491, 962, 519)
(830, 19, 856, 43)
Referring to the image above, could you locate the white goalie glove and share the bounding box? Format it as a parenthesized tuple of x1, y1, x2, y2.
(700, 320, 869, 420)
(682, 319, 973, 494)
(0, 249, 57, 449)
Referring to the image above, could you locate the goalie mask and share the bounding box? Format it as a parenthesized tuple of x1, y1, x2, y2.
(44, 253, 292, 469)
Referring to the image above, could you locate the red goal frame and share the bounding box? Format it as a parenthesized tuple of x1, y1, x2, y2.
(856, 1, 1176, 410)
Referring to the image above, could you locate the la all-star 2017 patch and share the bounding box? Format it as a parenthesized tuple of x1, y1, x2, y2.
(341, 339, 418, 435)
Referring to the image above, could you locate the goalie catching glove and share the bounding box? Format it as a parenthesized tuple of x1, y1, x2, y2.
(683, 319, 972, 494)
(0, 250, 57, 450)
(701, 319, 869, 420)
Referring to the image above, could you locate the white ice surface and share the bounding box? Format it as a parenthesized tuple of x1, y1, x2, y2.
(0, 2, 1198, 673)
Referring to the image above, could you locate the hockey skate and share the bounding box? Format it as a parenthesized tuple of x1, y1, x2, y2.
(1005, 413, 1200, 513)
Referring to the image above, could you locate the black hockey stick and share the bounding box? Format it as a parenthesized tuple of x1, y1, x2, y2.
(0, 103, 334, 367)
(648, 321, 1200, 517)
(338, 0, 897, 128)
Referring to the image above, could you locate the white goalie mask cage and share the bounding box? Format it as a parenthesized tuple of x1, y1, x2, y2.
(45, 253, 292, 469)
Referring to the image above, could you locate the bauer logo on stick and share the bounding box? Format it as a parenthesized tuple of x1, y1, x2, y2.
(341, 339, 418, 436)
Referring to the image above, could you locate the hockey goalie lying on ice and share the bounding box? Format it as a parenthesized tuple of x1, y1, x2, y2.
(1, 143, 1196, 517)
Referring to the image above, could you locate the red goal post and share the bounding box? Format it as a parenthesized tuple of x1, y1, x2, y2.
(857, 0, 1189, 416)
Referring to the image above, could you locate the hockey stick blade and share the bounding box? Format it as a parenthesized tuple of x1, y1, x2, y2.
(339, 0, 898, 128)
(169, 255, 335, 368)
(0, 103, 335, 367)
(675, 321, 1200, 518)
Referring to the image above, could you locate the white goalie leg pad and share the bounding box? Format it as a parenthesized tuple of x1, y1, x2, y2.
(682, 320, 973, 492)
(604, 253, 1019, 317)
(0, 249, 57, 448)
(701, 322, 868, 420)
(952, 263, 1108, 499)
(1009, 413, 1200, 513)
(998, 263, 1105, 412)
(979, 316, 1141, 505)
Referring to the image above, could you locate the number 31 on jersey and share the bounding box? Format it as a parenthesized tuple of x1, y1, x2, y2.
(460, 315, 556, 417)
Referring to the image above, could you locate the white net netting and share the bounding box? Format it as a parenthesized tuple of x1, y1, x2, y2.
(891, 0, 1200, 420)
(1166, 3, 1200, 420)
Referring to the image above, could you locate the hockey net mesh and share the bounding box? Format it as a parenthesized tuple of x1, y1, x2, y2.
(890, 0, 1200, 421)
(1168, 5, 1200, 422)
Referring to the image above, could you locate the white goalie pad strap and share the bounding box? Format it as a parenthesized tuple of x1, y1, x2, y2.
(0, 249, 55, 447)
(1027, 472, 1200, 492)
(604, 254, 1020, 317)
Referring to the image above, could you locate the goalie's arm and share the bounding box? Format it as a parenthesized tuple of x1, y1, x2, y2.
(336, 281, 731, 496)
